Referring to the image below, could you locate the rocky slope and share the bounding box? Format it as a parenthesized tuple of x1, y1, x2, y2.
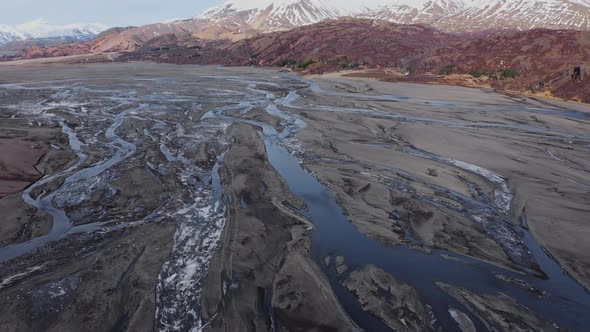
(403, 28, 590, 102)
(0, 36, 101, 56)
(118, 18, 589, 102)
(126, 19, 459, 68)
(17, 17, 259, 56)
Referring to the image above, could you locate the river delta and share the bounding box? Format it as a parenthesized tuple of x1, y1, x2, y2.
(0, 63, 589, 331)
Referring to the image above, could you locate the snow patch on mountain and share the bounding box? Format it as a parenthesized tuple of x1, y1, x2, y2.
(0, 19, 109, 44)
(0, 25, 31, 44)
(199, 0, 590, 32)
(16, 19, 109, 38)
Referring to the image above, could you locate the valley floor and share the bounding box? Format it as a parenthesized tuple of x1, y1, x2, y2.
(0, 63, 589, 331)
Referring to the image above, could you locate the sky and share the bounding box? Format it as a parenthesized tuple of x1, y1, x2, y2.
(0, 0, 224, 27)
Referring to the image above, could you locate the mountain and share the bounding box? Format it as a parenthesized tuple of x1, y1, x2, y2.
(34, 0, 589, 55)
(200, 0, 359, 32)
(0, 35, 102, 55)
(0, 19, 108, 45)
(405, 28, 590, 102)
(201, 0, 590, 33)
(127, 18, 460, 66)
(119, 18, 589, 103)
(16, 19, 108, 39)
(0, 25, 30, 44)
(10, 16, 589, 103)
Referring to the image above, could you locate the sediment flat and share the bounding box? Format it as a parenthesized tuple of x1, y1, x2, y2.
(0, 63, 589, 331)
(302, 75, 590, 288)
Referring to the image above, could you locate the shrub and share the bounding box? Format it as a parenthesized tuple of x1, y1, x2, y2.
(499, 68, 519, 79)
(338, 62, 360, 69)
(439, 65, 454, 76)
(469, 70, 483, 78)
(298, 59, 315, 69)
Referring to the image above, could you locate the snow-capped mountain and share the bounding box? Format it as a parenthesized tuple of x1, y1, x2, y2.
(201, 0, 366, 31)
(16, 0, 589, 56)
(16, 19, 109, 38)
(0, 25, 31, 44)
(200, 0, 590, 32)
(0, 19, 108, 44)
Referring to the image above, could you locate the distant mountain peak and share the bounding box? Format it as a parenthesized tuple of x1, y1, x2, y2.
(16, 19, 109, 38)
(200, 0, 590, 32)
(0, 19, 109, 45)
(17, 0, 589, 56)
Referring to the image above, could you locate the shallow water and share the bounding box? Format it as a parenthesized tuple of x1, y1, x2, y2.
(1, 64, 589, 331)
(269, 84, 589, 331)
(202, 72, 590, 331)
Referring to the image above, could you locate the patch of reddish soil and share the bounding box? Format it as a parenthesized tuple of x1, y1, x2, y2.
(0, 135, 46, 199)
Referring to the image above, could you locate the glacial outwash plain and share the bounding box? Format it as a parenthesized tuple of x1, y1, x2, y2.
(1, 62, 590, 332)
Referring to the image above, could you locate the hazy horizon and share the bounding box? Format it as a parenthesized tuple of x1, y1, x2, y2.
(0, 0, 224, 27)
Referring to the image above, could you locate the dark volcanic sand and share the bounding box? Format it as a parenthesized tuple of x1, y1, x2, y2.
(0, 63, 589, 332)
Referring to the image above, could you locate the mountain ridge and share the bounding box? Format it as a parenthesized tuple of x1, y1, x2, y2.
(201, 0, 590, 33)
(20, 0, 589, 55)
(0, 19, 108, 45)
(115, 18, 589, 103)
